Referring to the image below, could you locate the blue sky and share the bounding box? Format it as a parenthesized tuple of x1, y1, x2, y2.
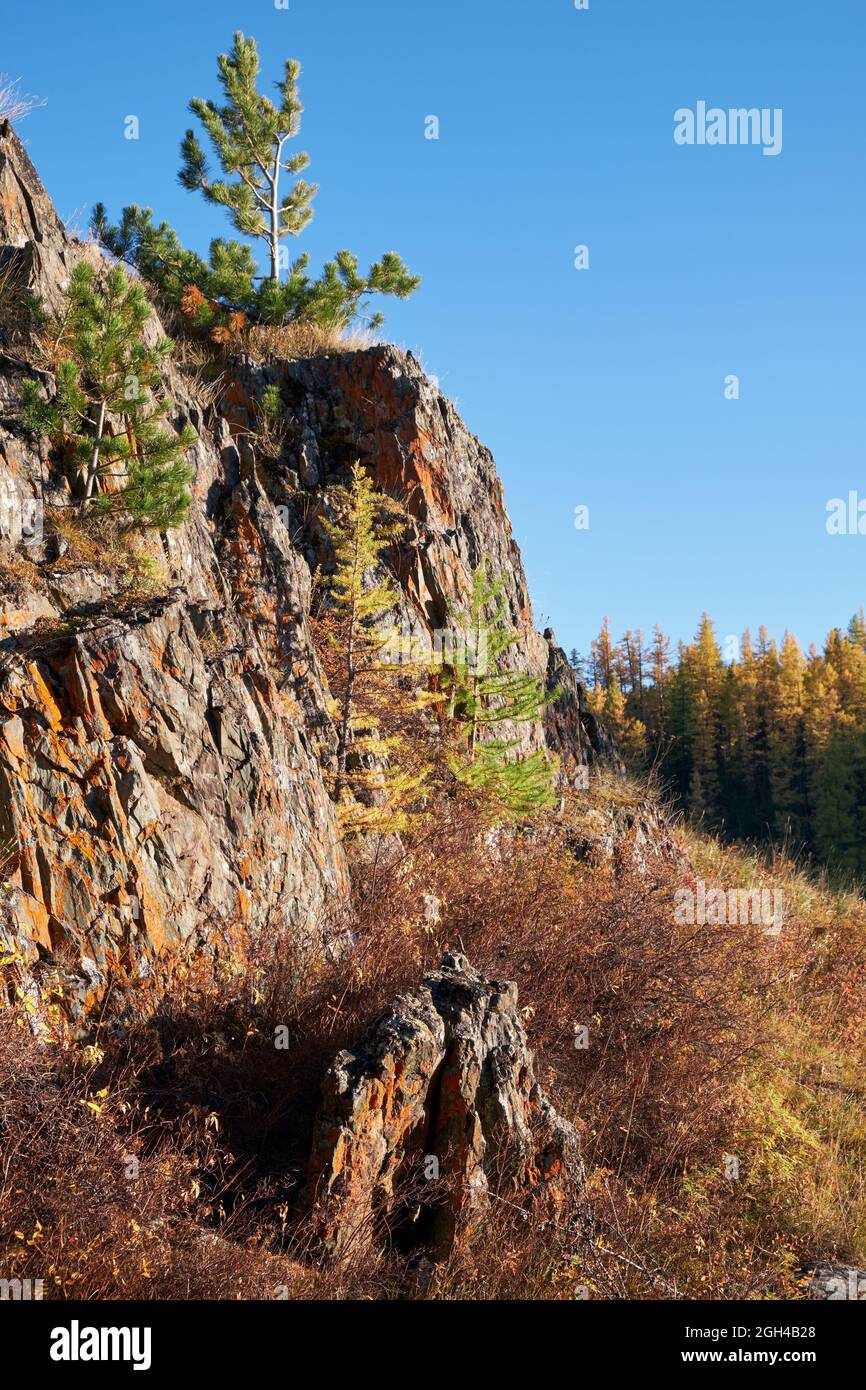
(4, 0, 865, 662)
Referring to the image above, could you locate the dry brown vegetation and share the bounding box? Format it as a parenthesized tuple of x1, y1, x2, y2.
(155, 286, 373, 371)
(43, 507, 169, 590)
(0, 252, 35, 346)
(0, 76, 45, 126)
(2, 775, 864, 1301)
(237, 320, 374, 363)
(0, 544, 44, 599)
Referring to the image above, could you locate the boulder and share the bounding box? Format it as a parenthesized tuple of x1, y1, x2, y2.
(306, 952, 584, 1260)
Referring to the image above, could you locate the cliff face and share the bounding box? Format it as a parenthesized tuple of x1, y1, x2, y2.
(0, 121, 610, 1022)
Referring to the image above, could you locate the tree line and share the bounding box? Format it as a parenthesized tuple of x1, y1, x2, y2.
(573, 612, 866, 879)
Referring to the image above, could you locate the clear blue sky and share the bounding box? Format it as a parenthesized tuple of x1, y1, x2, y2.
(4, 0, 865, 661)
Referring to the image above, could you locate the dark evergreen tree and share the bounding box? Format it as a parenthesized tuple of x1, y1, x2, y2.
(441, 565, 559, 819)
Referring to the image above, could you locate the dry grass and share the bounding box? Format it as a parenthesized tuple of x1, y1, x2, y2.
(45, 507, 168, 590)
(0, 75, 45, 125)
(0, 836, 19, 883)
(237, 320, 376, 364)
(680, 829, 866, 1262)
(172, 352, 227, 412)
(0, 252, 35, 346)
(0, 544, 44, 598)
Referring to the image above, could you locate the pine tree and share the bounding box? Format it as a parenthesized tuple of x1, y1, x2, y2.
(848, 608, 866, 652)
(569, 647, 589, 682)
(95, 34, 420, 332)
(665, 642, 694, 806)
(178, 32, 316, 285)
(440, 565, 559, 820)
(671, 614, 724, 826)
(590, 615, 617, 690)
(769, 632, 809, 844)
(21, 262, 194, 529)
(644, 624, 671, 760)
(601, 674, 646, 771)
(750, 626, 779, 835)
(322, 462, 403, 789)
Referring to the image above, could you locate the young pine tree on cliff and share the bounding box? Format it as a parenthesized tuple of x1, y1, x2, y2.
(94, 33, 419, 333)
(21, 262, 194, 529)
(439, 564, 559, 820)
(319, 462, 429, 834)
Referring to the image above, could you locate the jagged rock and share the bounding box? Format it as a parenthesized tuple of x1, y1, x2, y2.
(0, 595, 347, 1022)
(230, 350, 615, 769)
(0, 123, 348, 1013)
(566, 796, 686, 878)
(306, 952, 584, 1260)
(542, 627, 623, 781)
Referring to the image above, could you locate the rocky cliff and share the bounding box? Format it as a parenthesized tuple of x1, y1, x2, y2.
(0, 120, 614, 1025)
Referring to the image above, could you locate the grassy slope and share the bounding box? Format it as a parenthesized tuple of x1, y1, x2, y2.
(676, 829, 866, 1284)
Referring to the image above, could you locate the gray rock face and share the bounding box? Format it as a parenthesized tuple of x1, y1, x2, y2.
(0, 122, 347, 1017)
(306, 952, 584, 1260)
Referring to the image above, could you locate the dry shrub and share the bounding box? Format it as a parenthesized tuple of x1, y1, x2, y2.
(238, 320, 374, 364)
(297, 798, 767, 1188)
(0, 1007, 411, 1300)
(2, 777, 862, 1300)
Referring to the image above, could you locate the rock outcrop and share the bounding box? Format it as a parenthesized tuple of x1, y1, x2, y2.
(0, 119, 626, 1021)
(542, 627, 623, 783)
(306, 952, 584, 1260)
(0, 121, 350, 1018)
(227, 345, 606, 766)
(0, 593, 348, 1022)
